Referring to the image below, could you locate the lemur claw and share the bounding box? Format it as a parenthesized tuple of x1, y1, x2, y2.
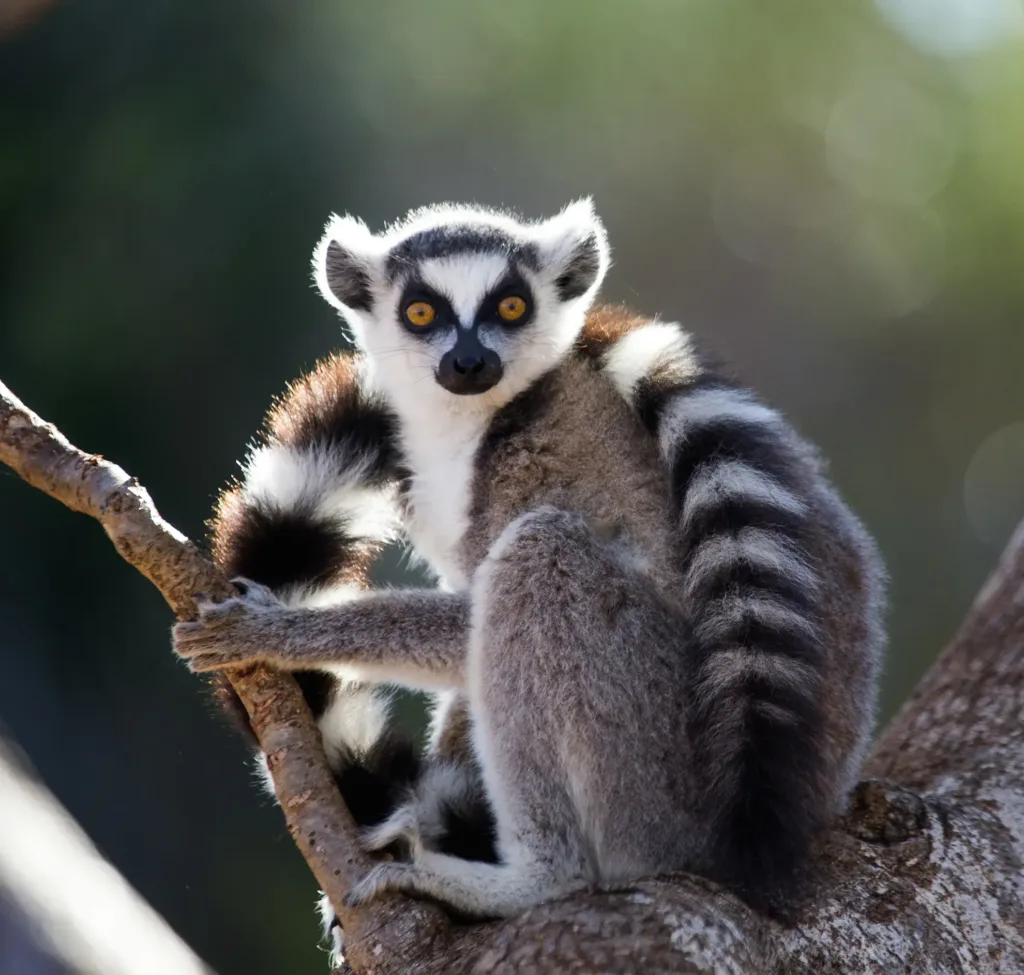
(229, 577, 281, 605)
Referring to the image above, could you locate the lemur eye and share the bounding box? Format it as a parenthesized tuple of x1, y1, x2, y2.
(405, 301, 436, 327)
(497, 296, 527, 322)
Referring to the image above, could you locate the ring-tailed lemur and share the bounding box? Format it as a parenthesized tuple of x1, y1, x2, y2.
(176, 200, 886, 928)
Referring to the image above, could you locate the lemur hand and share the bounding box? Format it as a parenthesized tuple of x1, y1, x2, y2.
(173, 578, 291, 672)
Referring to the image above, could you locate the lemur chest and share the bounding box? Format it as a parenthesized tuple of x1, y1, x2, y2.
(398, 365, 673, 589)
(401, 426, 484, 590)
(457, 367, 675, 577)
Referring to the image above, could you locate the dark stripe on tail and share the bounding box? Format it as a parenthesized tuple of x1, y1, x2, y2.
(669, 416, 802, 505)
(635, 374, 736, 436)
(439, 800, 499, 863)
(334, 734, 423, 831)
(214, 504, 363, 594)
(266, 353, 403, 481)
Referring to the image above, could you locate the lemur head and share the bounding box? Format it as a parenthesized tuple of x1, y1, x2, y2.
(312, 200, 610, 410)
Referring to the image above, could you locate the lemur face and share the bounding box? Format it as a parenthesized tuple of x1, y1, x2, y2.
(313, 201, 610, 409)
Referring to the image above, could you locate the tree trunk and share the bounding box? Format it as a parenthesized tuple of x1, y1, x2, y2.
(2, 377, 1022, 974)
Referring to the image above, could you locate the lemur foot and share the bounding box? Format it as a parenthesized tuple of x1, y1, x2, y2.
(360, 804, 423, 858)
(172, 577, 290, 672)
(345, 863, 420, 907)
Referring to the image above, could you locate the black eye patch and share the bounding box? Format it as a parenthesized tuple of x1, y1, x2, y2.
(475, 272, 535, 329)
(396, 283, 457, 336)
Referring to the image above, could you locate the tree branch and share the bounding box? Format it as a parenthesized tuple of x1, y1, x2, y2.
(3, 376, 1023, 973)
(0, 379, 450, 973)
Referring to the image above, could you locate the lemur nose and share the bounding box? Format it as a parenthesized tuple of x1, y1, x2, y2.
(453, 356, 485, 375)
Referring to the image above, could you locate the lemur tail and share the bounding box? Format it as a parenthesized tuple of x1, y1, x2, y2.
(596, 316, 831, 915)
(665, 380, 829, 914)
(207, 352, 422, 827)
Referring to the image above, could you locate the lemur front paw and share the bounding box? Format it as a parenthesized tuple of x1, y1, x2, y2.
(172, 577, 289, 673)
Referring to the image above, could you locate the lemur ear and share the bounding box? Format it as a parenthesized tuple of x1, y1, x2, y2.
(534, 198, 611, 303)
(312, 215, 382, 313)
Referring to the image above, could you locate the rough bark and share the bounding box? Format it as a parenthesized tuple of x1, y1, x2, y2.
(2, 376, 1022, 974)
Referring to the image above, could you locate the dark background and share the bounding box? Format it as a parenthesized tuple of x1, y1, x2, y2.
(2, 2, 1022, 972)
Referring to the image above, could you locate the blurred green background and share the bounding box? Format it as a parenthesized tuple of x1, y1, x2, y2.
(1, 1, 1022, 972)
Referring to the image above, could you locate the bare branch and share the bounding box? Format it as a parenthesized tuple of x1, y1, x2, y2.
(0, 379, 451, 973)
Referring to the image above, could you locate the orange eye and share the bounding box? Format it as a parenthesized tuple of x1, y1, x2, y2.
(498, 296, 527, 322)
(405, 301, 436, 327)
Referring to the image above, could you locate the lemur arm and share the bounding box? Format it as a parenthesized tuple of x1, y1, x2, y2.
(173, 580, 469, 690)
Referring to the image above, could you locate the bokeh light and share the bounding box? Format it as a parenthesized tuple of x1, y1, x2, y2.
(876, 0, 1024, 58)
(964, 422, 1024, 548)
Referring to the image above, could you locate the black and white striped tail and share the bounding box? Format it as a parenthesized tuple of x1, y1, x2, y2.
(208, 352, 422, 827)
(596, 312, 829, 913)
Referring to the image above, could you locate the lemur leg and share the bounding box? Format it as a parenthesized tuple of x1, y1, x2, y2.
(348, 505, 685, 918)
(173, 583, 470, 690)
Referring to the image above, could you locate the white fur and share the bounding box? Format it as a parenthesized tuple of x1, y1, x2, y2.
(241, 444, 400, 544)
(252, 751, 276, 796)
(601, 321, 700, 397)
(317, 893, 344, 966)
(420, 254, 510, 323)
(311, 214, 386, 331)
(319, 485, 400, 545)
(385, 203, 539, 242)
(379, 197, 609, 276)
(315, 684, 391, 768)
(242, 443, 338, 511)
(426, 689, 462, 752)
(395, 405, 490, 589)
(322, 655, 463, 693)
